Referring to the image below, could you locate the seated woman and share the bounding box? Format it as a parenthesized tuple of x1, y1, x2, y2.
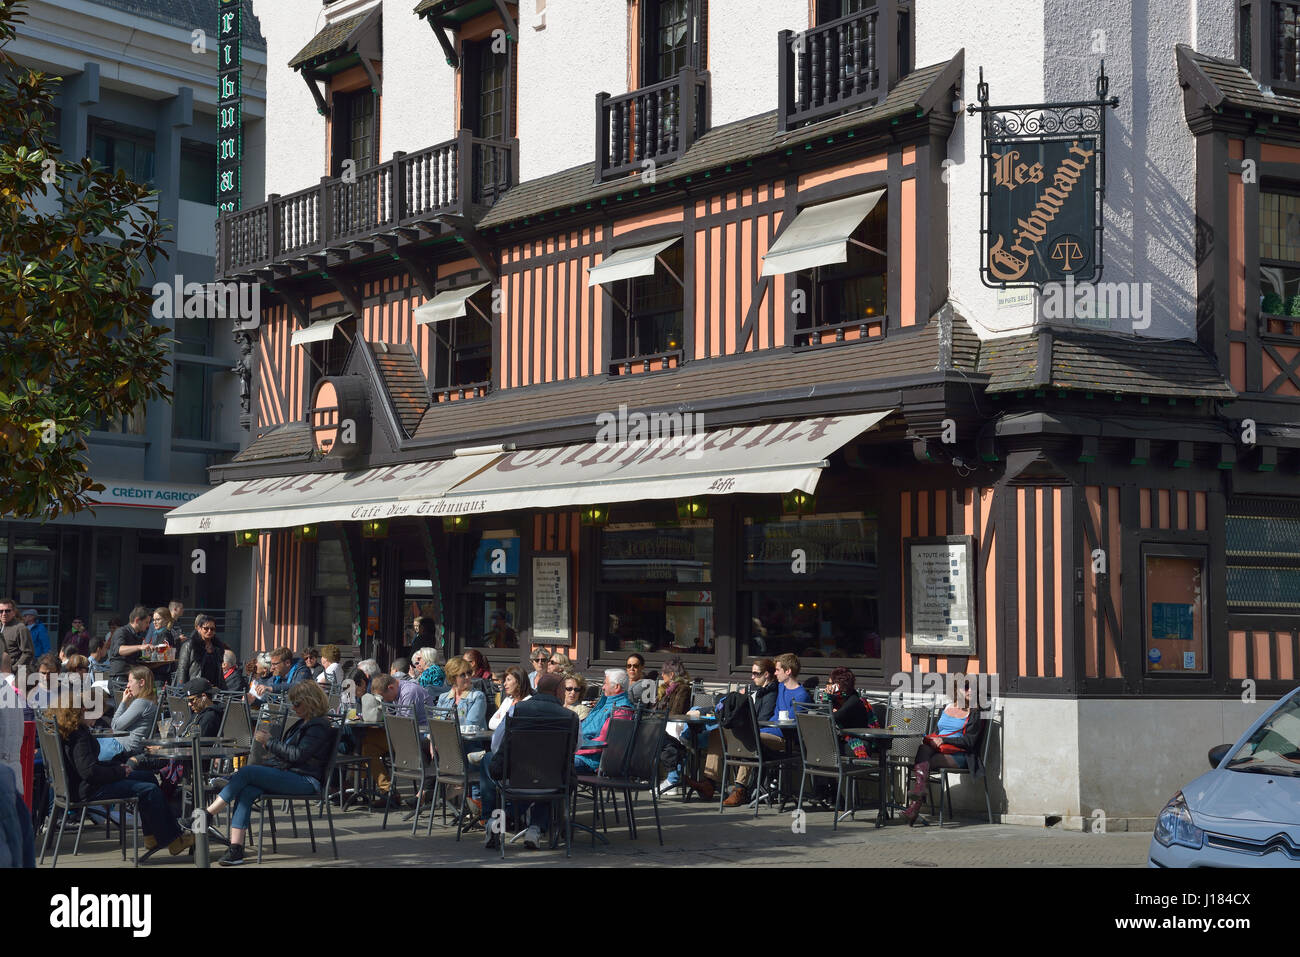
(202, 680, 336, 866)
(902, 678, 984, 825)
(99, 666, 159, 761)
(222, 649, 248, 694)
(183, 678, 223, 737)
(437, 657, 488, 728)
(315, 644, 343, 689)
(487, 666, 530, 730)
(546, 651, 573, 675)
(561, 673, 591, 720)
(52, 698, 193, 855)
(723, 654, 807, 807)
(655, 656, 718, 801)
(823, 667, 881, 759)
(462, 648, 495, 696)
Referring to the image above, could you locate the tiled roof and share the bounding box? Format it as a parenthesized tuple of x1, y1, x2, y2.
(88, 0, 265, 47)
(231, 421, 316, 463)
(369, 342, 429, 436)
(289, 8, 376, 69)
(979, 327, 1236, 398)
(410, 314, 977, 447)
(478, 55, 962, 230)
(1176, 45, 1300, 117)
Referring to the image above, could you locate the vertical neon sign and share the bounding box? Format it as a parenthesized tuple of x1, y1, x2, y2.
(217, 0, 242, 212)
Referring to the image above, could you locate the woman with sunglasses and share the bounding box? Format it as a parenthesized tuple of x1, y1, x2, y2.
(561, 674, 591, 720)
(202, 680, 335, 866)
(175, 614, 229, 689)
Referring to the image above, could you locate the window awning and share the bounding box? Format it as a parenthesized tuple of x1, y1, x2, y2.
(432, 411, 893, 514)
(163, 456, 493, 535)
(289, 6, 380, 71)
(587, 238, 680, 287)
(413, 282, 491, 325)
(290, 315, 349, 346)
(760, 189, 885, 277)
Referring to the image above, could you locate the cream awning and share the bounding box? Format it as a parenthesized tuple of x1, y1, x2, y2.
(412, 282, 491, 326)
(586, 238, 680, 287)
(760, 189, 885, 276)
(290, 315, 349, 346)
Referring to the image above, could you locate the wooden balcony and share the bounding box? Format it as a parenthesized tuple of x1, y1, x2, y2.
(778, 0, 913, 132)
(594, 67, 710, 183)
(1241, 0, 1300, 95)
(216, 130, 517, 279)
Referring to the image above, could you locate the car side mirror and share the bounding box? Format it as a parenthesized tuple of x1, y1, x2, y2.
(1208, 743, 1232, 769)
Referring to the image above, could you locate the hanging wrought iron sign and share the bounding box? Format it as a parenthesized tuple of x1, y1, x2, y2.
(971, 63, 1119, 287)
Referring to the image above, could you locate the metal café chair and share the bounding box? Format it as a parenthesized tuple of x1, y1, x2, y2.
(718, 696, 799, 818)
(253, 718, 345, 862)
(884, 699, 934, 807)
(497, 716, 579, 858)
(794, 710, 880, 829)
(594, 711, 670, 845)
(381, 705, 435, 835)
(425, 715, 470, 839)
(35, 717, 139, 868)
(573, 709, 639, 843)
(925, 707, 999, 825)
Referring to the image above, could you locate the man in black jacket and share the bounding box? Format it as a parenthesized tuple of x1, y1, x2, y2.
(480, 672, 577, 851)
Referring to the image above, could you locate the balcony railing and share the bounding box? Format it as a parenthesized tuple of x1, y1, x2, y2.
(216, 130, 517, 278)
(595, 67, 710, 183)
(778, 1, 912, 132)
(1241, 0, 1300, 95)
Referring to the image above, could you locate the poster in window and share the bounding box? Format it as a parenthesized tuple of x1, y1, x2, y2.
(904, 536, 977, 656)
(1144, 552, 1207, 674)
(531, 554, 570, 642)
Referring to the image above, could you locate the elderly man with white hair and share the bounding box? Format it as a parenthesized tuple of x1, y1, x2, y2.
(356, 658, 381, 679)
(411, 646, 448, 696)
(574, 667, 633, 772)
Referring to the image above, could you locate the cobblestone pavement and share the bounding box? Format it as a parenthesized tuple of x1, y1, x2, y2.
(41, 796, 1152, 868)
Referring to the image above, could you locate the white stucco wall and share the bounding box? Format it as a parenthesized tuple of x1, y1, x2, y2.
(919, 0, 1235, 341)
(708, 0, 804, 130)
(382, 0, 456, 158)
(253, 0, 330, 198)
(516, 0, 626, 181)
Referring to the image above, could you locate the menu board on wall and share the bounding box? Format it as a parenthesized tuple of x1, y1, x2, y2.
(904, 535, 977, 656)
(531, 554, 570, 642)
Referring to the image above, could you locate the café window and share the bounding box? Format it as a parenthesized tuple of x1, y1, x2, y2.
(793, 195, 888, 346)
(609, 242, 685, 369)
(457, 529, 520, 650)
(1142, 547, 1208, 676)
(742, 514, 880, 662)
(430, 288, 492, 392)
(1226, 503, 1300, 613)
(597, 523, 714, 655)
(309, 533, 356, 646)
(1259, 189, 1300, 321)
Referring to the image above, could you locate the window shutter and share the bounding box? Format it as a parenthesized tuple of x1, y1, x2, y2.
(639, 0, 653, 86)
(695, 0, 707, 70)
(330, 92, 349, 177)
(461, 41, 482, 135)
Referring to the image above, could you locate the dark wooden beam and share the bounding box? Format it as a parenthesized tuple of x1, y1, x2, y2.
(300, 71, 329, 117)
(1129, 438, 1150, 466)
(1173, 440, 1194, 468)
(434, 214, 499, 280)
(491, 0, 519, 40)
(428, 20, 459, 67)
(396, 250, 440, 300)
(322, 273, 365, 318)
(267, 286, 310, 326)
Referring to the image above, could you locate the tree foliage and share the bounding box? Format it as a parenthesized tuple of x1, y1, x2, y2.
(0, 0, 172, 518)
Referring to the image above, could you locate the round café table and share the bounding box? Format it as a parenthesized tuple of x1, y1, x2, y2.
(840, 728, 926, 827)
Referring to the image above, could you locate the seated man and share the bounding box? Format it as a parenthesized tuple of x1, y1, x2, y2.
(250, 646, 310, 700)
(360, 673, 435, 808)
(480, 672, 577, 851)
(575, 668, 633, 773)
(184, 678, 223, 738)
(391, 657, 412, 681)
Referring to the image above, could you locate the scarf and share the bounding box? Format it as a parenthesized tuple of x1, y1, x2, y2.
(419, 664, 445, 689)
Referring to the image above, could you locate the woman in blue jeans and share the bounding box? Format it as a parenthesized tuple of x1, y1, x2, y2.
(202, 679, 335, 866)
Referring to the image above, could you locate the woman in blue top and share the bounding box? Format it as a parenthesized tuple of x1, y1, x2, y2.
(901, 678, 983, 826)
(435, 656, 488, 728)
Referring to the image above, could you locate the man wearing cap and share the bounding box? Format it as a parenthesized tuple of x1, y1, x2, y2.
(21, 610, 49, 661)
(184, 678, 223, 737)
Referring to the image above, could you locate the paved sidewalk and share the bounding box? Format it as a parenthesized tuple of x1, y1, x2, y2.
(39, 796, 1152, 868)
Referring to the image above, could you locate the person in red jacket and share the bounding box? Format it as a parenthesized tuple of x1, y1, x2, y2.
(902, 679, 984, 825)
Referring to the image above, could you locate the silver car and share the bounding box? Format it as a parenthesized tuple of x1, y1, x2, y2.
(1149, 686, 1300, 867)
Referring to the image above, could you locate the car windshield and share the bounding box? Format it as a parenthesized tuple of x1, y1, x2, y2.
(1226, 695, 1300, 773)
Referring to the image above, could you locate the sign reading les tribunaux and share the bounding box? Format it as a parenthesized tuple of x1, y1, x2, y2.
(972, 64, 1117, 289)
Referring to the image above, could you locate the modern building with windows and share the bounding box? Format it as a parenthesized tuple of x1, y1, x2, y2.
(171, 0, 1300, 827)
(4, 0, 267, 651)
